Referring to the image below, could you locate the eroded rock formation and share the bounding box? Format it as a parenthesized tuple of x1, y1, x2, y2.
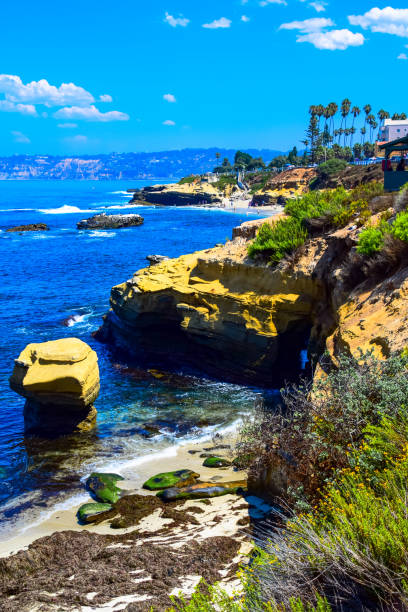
(10, 338, 100, 434)
(97, 199, 408, 386)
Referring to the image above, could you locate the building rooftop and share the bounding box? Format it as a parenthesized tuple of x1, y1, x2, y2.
(384, 119, 408, 126)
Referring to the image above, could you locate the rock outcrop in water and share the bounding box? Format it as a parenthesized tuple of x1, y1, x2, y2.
(9, 338, 100, 434)
(77, 212, 143, 230)
(6, 223, 49, 232)
(97, 191, 408, 386)
(129, 182, 223, 206)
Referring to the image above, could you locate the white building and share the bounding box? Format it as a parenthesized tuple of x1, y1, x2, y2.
(379, 119, 408, 143)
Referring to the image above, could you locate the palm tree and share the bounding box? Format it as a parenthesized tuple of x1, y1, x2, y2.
(360, 126, 367, 145)
(367, 114, 377, 142)
(215, 152, 221, 167)
(363, 104, 372, 137)
(351, 106, 360, 139)
(315, 104, 325, 132)
(340, 98, 351, 146)
(378, 109, 389, 126)
(327, 102, 338, 145)
(349, 126, 357, 147)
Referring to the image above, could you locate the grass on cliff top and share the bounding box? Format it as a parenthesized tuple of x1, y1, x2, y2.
(247, 217, 307, 263)
(248, 182, 384, 264)
(166, 351, 408, 612)
(178, 175, 196, 185)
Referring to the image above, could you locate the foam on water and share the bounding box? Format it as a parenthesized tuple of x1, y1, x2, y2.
(87, 230, 116, 238)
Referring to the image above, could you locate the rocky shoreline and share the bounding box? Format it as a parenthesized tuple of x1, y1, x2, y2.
(0, 434, 261, 611)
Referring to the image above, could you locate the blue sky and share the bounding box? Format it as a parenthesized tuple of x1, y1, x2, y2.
(1, 1, 408, 155)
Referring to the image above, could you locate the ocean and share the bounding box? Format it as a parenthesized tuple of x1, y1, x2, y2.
(0, 180, 276, 538)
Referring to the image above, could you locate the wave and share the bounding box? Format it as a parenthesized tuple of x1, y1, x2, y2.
(0, 207, 36, 212)
(65, 314, 87, 327)
(87, 231, 116, 238)
(39, 205, 94, 214)
(109, 190, 131, 195)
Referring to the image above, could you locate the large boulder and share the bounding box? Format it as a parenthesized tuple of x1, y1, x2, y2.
(9, 338, 100, 434)
(86, 472, 124, 503)
(77, 213, 143, 230)
(77, 502, 114, 524)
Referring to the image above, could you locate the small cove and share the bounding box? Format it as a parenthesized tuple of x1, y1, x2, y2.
(0, 180, 276, 538)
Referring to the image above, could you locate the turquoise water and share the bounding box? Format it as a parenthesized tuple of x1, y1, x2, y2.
(0, 180, 275, 536)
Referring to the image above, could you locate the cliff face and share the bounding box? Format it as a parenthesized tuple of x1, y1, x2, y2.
(97, 207, 408, 385)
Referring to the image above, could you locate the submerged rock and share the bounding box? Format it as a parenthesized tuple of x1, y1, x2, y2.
(9, 338, 100, 434)
(203, 456, 231, 468)
(157, 480, 247, 502)
(6, 223, 49, 232)
(143, 469, 199, 491)
(77, 213, 143, 230)
(77, 502, 114, 524)
(86, 472, 124, 504)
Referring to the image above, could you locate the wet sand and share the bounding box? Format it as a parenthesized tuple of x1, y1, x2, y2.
(0, 432, 247, 559)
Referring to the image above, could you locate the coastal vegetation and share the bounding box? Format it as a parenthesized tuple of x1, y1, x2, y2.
(248, 182, 383, 264)
(170, 352, 408, 611)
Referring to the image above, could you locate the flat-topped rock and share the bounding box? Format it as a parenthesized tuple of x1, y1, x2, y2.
(9, 338, 100, 433)
(6, 223, 49, 233)
(77, 213, 144, 230)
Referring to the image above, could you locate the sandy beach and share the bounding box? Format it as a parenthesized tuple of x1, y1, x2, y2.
(0, 428, 264, 611)
(0, 431, 250, 559)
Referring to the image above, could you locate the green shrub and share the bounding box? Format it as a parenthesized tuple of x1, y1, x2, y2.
(392, 210, 408, 243)
(178, 175, 196, 185)
(238, 351, 408, 506)
(316, 158, 348, 179)
(236, 356, 408, 611)
(356, 225, 386, 255)
(247, 218, 307, 263)
(213, 175, 237, 191)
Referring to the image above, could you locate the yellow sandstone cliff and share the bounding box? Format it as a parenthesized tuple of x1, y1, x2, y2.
(98, 206, 408, 385)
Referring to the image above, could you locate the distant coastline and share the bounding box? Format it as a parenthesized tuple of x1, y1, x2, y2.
(0, 148, 283, 181)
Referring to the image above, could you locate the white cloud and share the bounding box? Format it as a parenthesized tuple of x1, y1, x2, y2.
(57, 122, 78, 128)
(99, 94, 112, 102)
(280, 17, 335, 33)
(163, 119, 176, 126)
(203, 17, 232, 29)
(53, 105, 129, 122)
(163, 93, 176, 103)
(298, 29, 365, 49)
(164, 12, 189, 27)
(241, 15, 250, 22)
(309, 2, 326, 13)
(0, 74, 94, 107)
(260, 0, 287, 6)
(0, 100, 37, 116)
(398, 52, 408, 59)
(349, 7, 408, 38)
(11, 131, 30, 143)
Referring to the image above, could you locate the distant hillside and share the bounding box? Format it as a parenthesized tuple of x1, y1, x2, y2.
(0, 148, 283, 180)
